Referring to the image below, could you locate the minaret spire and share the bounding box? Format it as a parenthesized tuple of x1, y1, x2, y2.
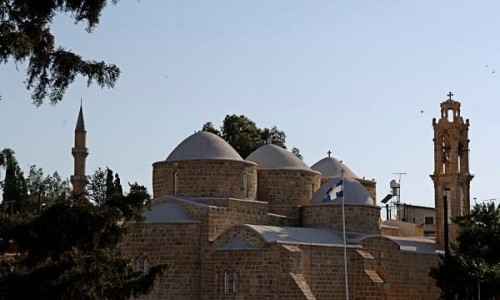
(71, 102, 89, 194)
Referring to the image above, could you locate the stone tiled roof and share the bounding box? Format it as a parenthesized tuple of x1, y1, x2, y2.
(387, 236, 441, 254)
(246, 144, 317, 172)
(216, 237, 261, 251)
(310, 157, 359, 179)
(166, 131, 243, 162)
(246, 225, 344, 245)
(311, 176, 374, 205)
(143, 202, 198, 223)
(351, 234, 441, 254)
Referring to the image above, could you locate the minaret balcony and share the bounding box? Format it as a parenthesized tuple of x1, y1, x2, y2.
(72, 147, 89, 154)
(71, 175, 88, 182)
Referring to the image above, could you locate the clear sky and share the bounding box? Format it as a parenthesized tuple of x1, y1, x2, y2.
(1, 1, 499, 210)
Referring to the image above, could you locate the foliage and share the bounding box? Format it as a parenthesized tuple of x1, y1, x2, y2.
(291, 147, 303, 160)
(429, 202, 500, 299)
(0, 181, 160, 299)
(1, 149, 70, 215)
(25, 165, 71, 212)
(0, 151, 161, 298)
(0, 0, 121, 106)
(87, 167, 123, 204)
(0, 148, 27, 214)
(202, 114, 303, 159)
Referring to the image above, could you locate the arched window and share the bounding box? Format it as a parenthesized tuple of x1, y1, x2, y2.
(242, 174, 248, 197)
(174, 172, 179, 194)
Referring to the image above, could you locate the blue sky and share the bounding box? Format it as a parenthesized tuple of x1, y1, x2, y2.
(1, 1, 500, 209)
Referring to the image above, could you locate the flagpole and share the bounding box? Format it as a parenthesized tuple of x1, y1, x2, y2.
(341, 169, 349, 300)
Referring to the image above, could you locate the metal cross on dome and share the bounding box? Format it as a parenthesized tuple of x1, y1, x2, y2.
(447, 91, 454, 100)
(327, 150, 332, 157)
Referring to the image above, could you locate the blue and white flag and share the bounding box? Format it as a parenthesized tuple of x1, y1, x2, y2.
(323, 180, 343, 203)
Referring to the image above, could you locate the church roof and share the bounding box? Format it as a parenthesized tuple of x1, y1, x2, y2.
(166, 131, 243, 162)
(75, 104, 85, 132)
(246, 144, 317, 172)
(246, 225, 344, 245)
(387, 236, 441, 254)
(143, 202, 198, 223)
(310, 156, 359, 179)
(311, 176, 374, 206)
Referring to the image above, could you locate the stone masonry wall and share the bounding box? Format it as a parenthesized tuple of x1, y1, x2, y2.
(119, 223, 202, 300)
(302, 204, 381, 234)
(152, 160, 257, 200)
(297, 244, 383, 300)
(360, 237, 440, 300)
(257, 169, 321, 206)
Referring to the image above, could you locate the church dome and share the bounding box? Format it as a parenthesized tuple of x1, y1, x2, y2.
(311, 157, 359, 179)
(166, 131, 243, 162)
(246, 144, 316, 172)
(311, 176, 374, 206)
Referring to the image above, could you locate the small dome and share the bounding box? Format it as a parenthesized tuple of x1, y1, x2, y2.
(311, 176, 374, 205)
(246, 144, 316, 172)
(166, 131, 243, 162)
(311, 157, 359, 179)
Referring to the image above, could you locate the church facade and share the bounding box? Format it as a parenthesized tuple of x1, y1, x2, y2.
(71, 95, 472, 299)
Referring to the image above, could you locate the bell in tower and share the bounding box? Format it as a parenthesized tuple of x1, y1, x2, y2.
(430, 92, 473, 252)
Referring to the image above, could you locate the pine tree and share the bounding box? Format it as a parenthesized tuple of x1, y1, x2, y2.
(1, 0, 121, 105)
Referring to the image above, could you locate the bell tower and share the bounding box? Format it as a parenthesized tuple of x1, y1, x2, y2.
(70, 103, 89, 194)
(430, 92, 473, 251)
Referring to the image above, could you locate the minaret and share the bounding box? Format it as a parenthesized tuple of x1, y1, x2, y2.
(71, 103, 89, 194)
(430, 92, 473, 251)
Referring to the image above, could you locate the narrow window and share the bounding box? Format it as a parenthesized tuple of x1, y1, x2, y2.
(233, 271, 239, 293)
(144, 259, 150, 273)
(447, 109, 454, 122)
(174, 172, 179, 194)
(224, 272, 229, 294)
(242, 174, 248, 197)
(136, 259, 143, 272)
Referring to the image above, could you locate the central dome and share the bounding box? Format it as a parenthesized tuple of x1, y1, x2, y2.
(246, 144, 315, 172)
(311, 157, 359, 179)
(166, 131, 242, 162)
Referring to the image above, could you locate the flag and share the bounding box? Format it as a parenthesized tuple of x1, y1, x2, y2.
(323, 180, 343, 203)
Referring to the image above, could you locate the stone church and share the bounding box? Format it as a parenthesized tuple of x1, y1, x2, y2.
(70, 94, 472, 299)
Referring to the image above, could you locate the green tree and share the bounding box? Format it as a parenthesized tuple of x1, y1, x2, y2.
(291, 147, 303, 160)
(221, 114, 263, 158)
(202, 114, 298, 159)
(0, 148, 27, 214)
(0, 0, 120, 106)
(25, 165, 71, 213)
(429, 202, 500, 299)
(260, 126, 286, 148)
(0, 179, 161, 299)
(201, 122, 221, 136)
(87, 167, 123, 204)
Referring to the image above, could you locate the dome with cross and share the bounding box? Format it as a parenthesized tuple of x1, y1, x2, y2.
(311, 176, 374, 206)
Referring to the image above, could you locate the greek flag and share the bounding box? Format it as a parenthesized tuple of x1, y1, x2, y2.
(323, 180, 343, 203)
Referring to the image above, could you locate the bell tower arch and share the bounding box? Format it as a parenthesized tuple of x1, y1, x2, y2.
(430, 92, 473, 251)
